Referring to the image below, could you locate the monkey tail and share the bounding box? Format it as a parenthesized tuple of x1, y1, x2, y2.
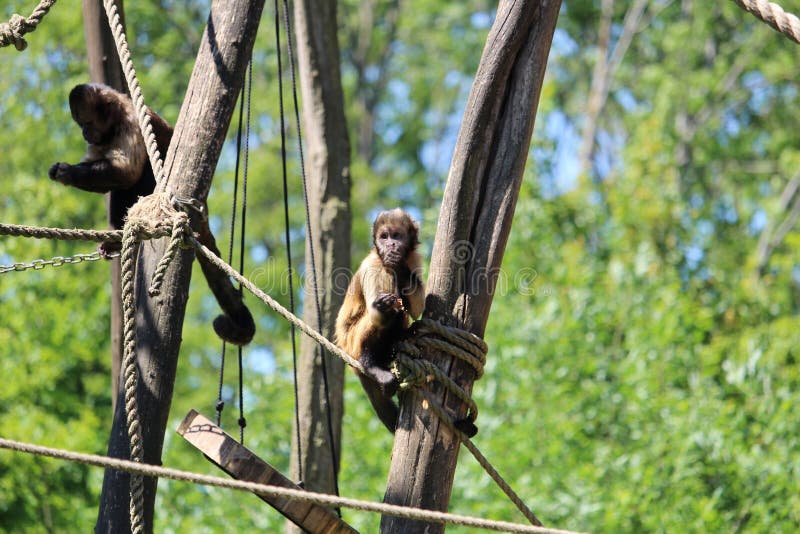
(196, 220, 256, 346)
(358, 373, 399, 433)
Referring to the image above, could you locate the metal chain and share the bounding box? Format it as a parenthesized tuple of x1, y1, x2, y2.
(0, 251, 115, 274)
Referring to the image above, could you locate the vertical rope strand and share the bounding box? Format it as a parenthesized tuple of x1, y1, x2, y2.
(101, 0, 165, 184)
(237, 61, 253, 445)
(216, 72, 248, 428)
(275, 0, 303, 482)
(120, 223, 145, 534)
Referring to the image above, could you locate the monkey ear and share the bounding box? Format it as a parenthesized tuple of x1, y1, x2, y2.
(409, 217, 420, 246)
(68, 84, 87, 113)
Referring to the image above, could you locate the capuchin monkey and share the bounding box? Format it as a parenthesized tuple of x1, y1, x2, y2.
(335, 208, 425, 432)
(49, 83, 255, 346)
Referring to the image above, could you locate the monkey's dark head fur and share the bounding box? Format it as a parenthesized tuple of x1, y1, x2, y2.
(372, 208, 420, 268)
(68, 83, 127, 145)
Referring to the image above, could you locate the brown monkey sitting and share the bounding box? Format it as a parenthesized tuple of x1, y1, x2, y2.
(49, 83, 255, 346)
(335, 208, 425, 432)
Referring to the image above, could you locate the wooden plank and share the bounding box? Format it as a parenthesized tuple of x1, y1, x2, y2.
(177, 410, 358, 534)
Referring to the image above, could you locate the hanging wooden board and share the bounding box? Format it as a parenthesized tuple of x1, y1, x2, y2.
(178, 409, 357, 534)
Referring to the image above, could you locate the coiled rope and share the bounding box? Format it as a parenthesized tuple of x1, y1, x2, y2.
(392, 319, 541, 527)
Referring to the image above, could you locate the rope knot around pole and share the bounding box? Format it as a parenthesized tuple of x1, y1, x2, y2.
(119, 191, 190, 534)
(388, 319, 542, 525)
(391, 318, 488, 437)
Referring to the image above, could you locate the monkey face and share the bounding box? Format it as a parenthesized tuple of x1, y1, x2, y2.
(372, 208, 420, 269)
(71, 106, 114, 145)
(69, 84, 117, 145)
(375, 223, 409, 267)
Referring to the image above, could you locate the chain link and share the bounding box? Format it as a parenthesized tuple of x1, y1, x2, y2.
(0, 251, 115, 274)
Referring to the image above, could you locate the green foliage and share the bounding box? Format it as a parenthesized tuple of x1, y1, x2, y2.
(2, 0, 800, 532)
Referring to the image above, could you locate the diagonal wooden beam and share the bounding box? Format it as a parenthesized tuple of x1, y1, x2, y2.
(178, 410, 358, 534)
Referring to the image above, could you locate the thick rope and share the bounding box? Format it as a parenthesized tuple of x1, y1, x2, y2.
(0, 0, 56, 51)
(0, 222, 121, 242)
(392, 319, 541, 526)
(0, 437, 582, 534)
(118, 193, 184, 534)
(101, 0, 166, 184)
(3, 215, 541, 527)
(188, 240, 540, 526)
(190, 235, 365, 372)
(394, 320, 488, 425)
(731, 0, 800, 44)
(120, 220, 146, 534)
(147, 213, 189, 296)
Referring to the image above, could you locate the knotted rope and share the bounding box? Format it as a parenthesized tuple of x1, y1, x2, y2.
(183, 243, 542, 525)
(0, 0, 56, 51)
(391, 318, 542, 527)
(393, 319, 486, 429)
(118, 193, 185, 534)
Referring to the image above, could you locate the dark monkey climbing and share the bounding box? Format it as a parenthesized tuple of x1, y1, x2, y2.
(49, 83, 255, 346)
(335, 208, 425, 432)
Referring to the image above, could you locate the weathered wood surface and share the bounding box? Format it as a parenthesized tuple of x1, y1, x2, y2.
(381, 1, 563, 532)
(289, 0, 351, 520)
(96, 2, 265, 532)
(178, 410, 358, 534)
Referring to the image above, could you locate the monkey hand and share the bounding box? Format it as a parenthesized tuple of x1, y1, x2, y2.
(98, 241, 122, 259)
(48, 162, 73, 184)
(373, 292, 404, 315)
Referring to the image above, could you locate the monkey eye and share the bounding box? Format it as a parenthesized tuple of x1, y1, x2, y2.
(380, 231, 389, 239)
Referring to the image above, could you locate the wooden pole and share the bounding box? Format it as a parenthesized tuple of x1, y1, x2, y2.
(81, 0, 126, 414)
(95, 2, 265, 532)
(288, 0, 351, 523)
(380, 1, 562, 532)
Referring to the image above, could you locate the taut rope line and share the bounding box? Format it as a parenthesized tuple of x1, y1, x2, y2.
(730, 0, 800, 44)
(0, 437, 580, 534)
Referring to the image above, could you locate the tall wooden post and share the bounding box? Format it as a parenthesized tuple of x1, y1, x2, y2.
(288, 0, 351, 523)
(95, 2, 265, 532)
(381, 1, 562, 532)
(81, 0, 126, 413)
